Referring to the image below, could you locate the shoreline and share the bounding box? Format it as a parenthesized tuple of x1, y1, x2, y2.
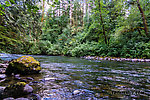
(81, 56, 150, 62)
(1, 53, 150, 62)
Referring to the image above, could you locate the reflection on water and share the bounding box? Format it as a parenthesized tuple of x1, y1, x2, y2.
(0, 54, 150, 99)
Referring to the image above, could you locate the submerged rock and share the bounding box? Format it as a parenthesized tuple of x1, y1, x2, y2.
(28, 93, 41, 100)
(0, 86, 5, 98)
(6, 56, 41, 75)
(2, 82, 33, 98)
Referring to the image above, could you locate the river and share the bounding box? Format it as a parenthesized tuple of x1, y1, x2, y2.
(0, 54, 150, 99)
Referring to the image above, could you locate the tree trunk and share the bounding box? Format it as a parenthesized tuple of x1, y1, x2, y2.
(98, 0, 107, 44)
(137, 0, 149, 37)
(41, 0, 45, 24)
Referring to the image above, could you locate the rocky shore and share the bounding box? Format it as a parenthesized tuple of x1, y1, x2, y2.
(81, 56, 150, 62)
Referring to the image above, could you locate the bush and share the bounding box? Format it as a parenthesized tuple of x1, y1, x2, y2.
(27, 42, 41, 55)
(38, 41, 52, 54)
(70, 42, 99, 57)
(46, 44, 62, 55)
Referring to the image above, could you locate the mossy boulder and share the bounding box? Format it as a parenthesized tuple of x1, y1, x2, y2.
(6, 56, 41, 75)
(2, 82, 33, 98)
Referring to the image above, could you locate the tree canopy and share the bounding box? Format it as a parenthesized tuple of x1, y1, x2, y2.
(0, 0, 150, 58)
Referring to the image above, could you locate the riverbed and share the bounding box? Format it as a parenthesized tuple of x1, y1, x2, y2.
(0, 54, 150, 99)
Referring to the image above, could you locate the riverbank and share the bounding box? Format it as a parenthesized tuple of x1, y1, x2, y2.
(81, 56, 150, 62)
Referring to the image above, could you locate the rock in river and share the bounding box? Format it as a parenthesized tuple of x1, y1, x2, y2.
(6, 56, 41, 75)
(2, 82, 33, 98)
(73, 90, 81, 95)
(0, 74, 6, 79)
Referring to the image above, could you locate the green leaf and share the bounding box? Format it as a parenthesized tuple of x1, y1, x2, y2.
(5, 1, 11, 6)
(9, 0, 15, 4)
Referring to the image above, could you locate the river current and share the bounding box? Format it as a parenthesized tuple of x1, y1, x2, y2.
(0, 54, 150, 99)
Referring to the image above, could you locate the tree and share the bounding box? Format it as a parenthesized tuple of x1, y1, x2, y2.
(98, 0, 107, 44)
(136, 0, 149, 37)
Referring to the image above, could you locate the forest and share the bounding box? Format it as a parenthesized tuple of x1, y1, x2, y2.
(0, 0, 150, 59)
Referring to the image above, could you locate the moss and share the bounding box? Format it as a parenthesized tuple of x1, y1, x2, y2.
(3, 82, 28, 98)
(6, 56, 41, 75)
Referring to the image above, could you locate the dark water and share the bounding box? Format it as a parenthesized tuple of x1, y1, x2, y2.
(0, 54, 150, 100)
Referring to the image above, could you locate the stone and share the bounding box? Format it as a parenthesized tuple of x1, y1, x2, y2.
(28, 93, 41, 100)
(3, 97, 15, 100)
(15, 98, 29, 100)
(0, 74, 6, 79)
(26, 77, 34, 80)
(0, 68, 6, 74)
(145, 59, 150, 62)
(0, 86, 5, 97)
(24, 84, 33, 93)
(20, 79, 27, 82)
(6, 56, 41, 75)
(0, 63, 8, 68)
(132, 59, 138, 62)
(44, 77, 56, 81)
(0, 86, 5, 91)
(0, 78, 6, 83)
(73, 90, 81, 95)
(14, 77, 22, 80)
(140, 59, 145, 62)
(15, 74, 20, 77)
(3, 82, 33, 98)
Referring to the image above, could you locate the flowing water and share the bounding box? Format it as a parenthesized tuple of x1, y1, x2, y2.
(0, 54, 150, 100)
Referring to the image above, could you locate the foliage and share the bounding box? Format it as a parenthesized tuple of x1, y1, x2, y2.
(0, 0, 149, 59)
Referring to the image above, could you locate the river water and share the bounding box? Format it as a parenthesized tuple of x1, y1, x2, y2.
(0, 54, 150, 99)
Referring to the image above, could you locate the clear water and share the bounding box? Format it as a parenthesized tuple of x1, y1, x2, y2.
(0, 54, 150, 100)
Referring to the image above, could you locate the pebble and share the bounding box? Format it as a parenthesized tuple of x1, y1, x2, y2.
(0, 86, 5, 94)
(0, 63, 8, 68)
(3, 97, 15, 100)
(95, 93, 100, 98)
(32, 81, 39, 83)
(26, 77, 34, 80)
(14, 77, 22, 80)
(15, 98, 29, 100)
(131, 95, 138, 98)
(145, 59, 150, 62)
(44, 77, 56, 81)
(15, 74, 20, 77)
(126, 58, 132, 61)
(0, 74, 6, 79)
(132, 59, 138, 62)
(140, 59, 145, 62)
(0, 68, 6, 74)
(73, 90, 81, 95)
(20, 79, 27, 82)
(28, 93, 41, 100)
(0, 78, 6, 83)
(83, 56, 150, 62)
(24, 84, 33, 93)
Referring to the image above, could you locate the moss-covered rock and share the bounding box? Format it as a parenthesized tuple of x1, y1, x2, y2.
(6, 56, 41, 75)
(2, 82, 33, 98)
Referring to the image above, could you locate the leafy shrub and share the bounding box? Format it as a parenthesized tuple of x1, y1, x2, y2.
(27, 42, 41, 55)
(70, 42, 99, 57)
(46, 44, 62, 55)
(38, 41, 52, 54)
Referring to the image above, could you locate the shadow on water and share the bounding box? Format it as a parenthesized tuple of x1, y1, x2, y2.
(0, 54, 150, 99)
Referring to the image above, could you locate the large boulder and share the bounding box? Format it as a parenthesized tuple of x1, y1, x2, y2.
(6, 56, 41, 75)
